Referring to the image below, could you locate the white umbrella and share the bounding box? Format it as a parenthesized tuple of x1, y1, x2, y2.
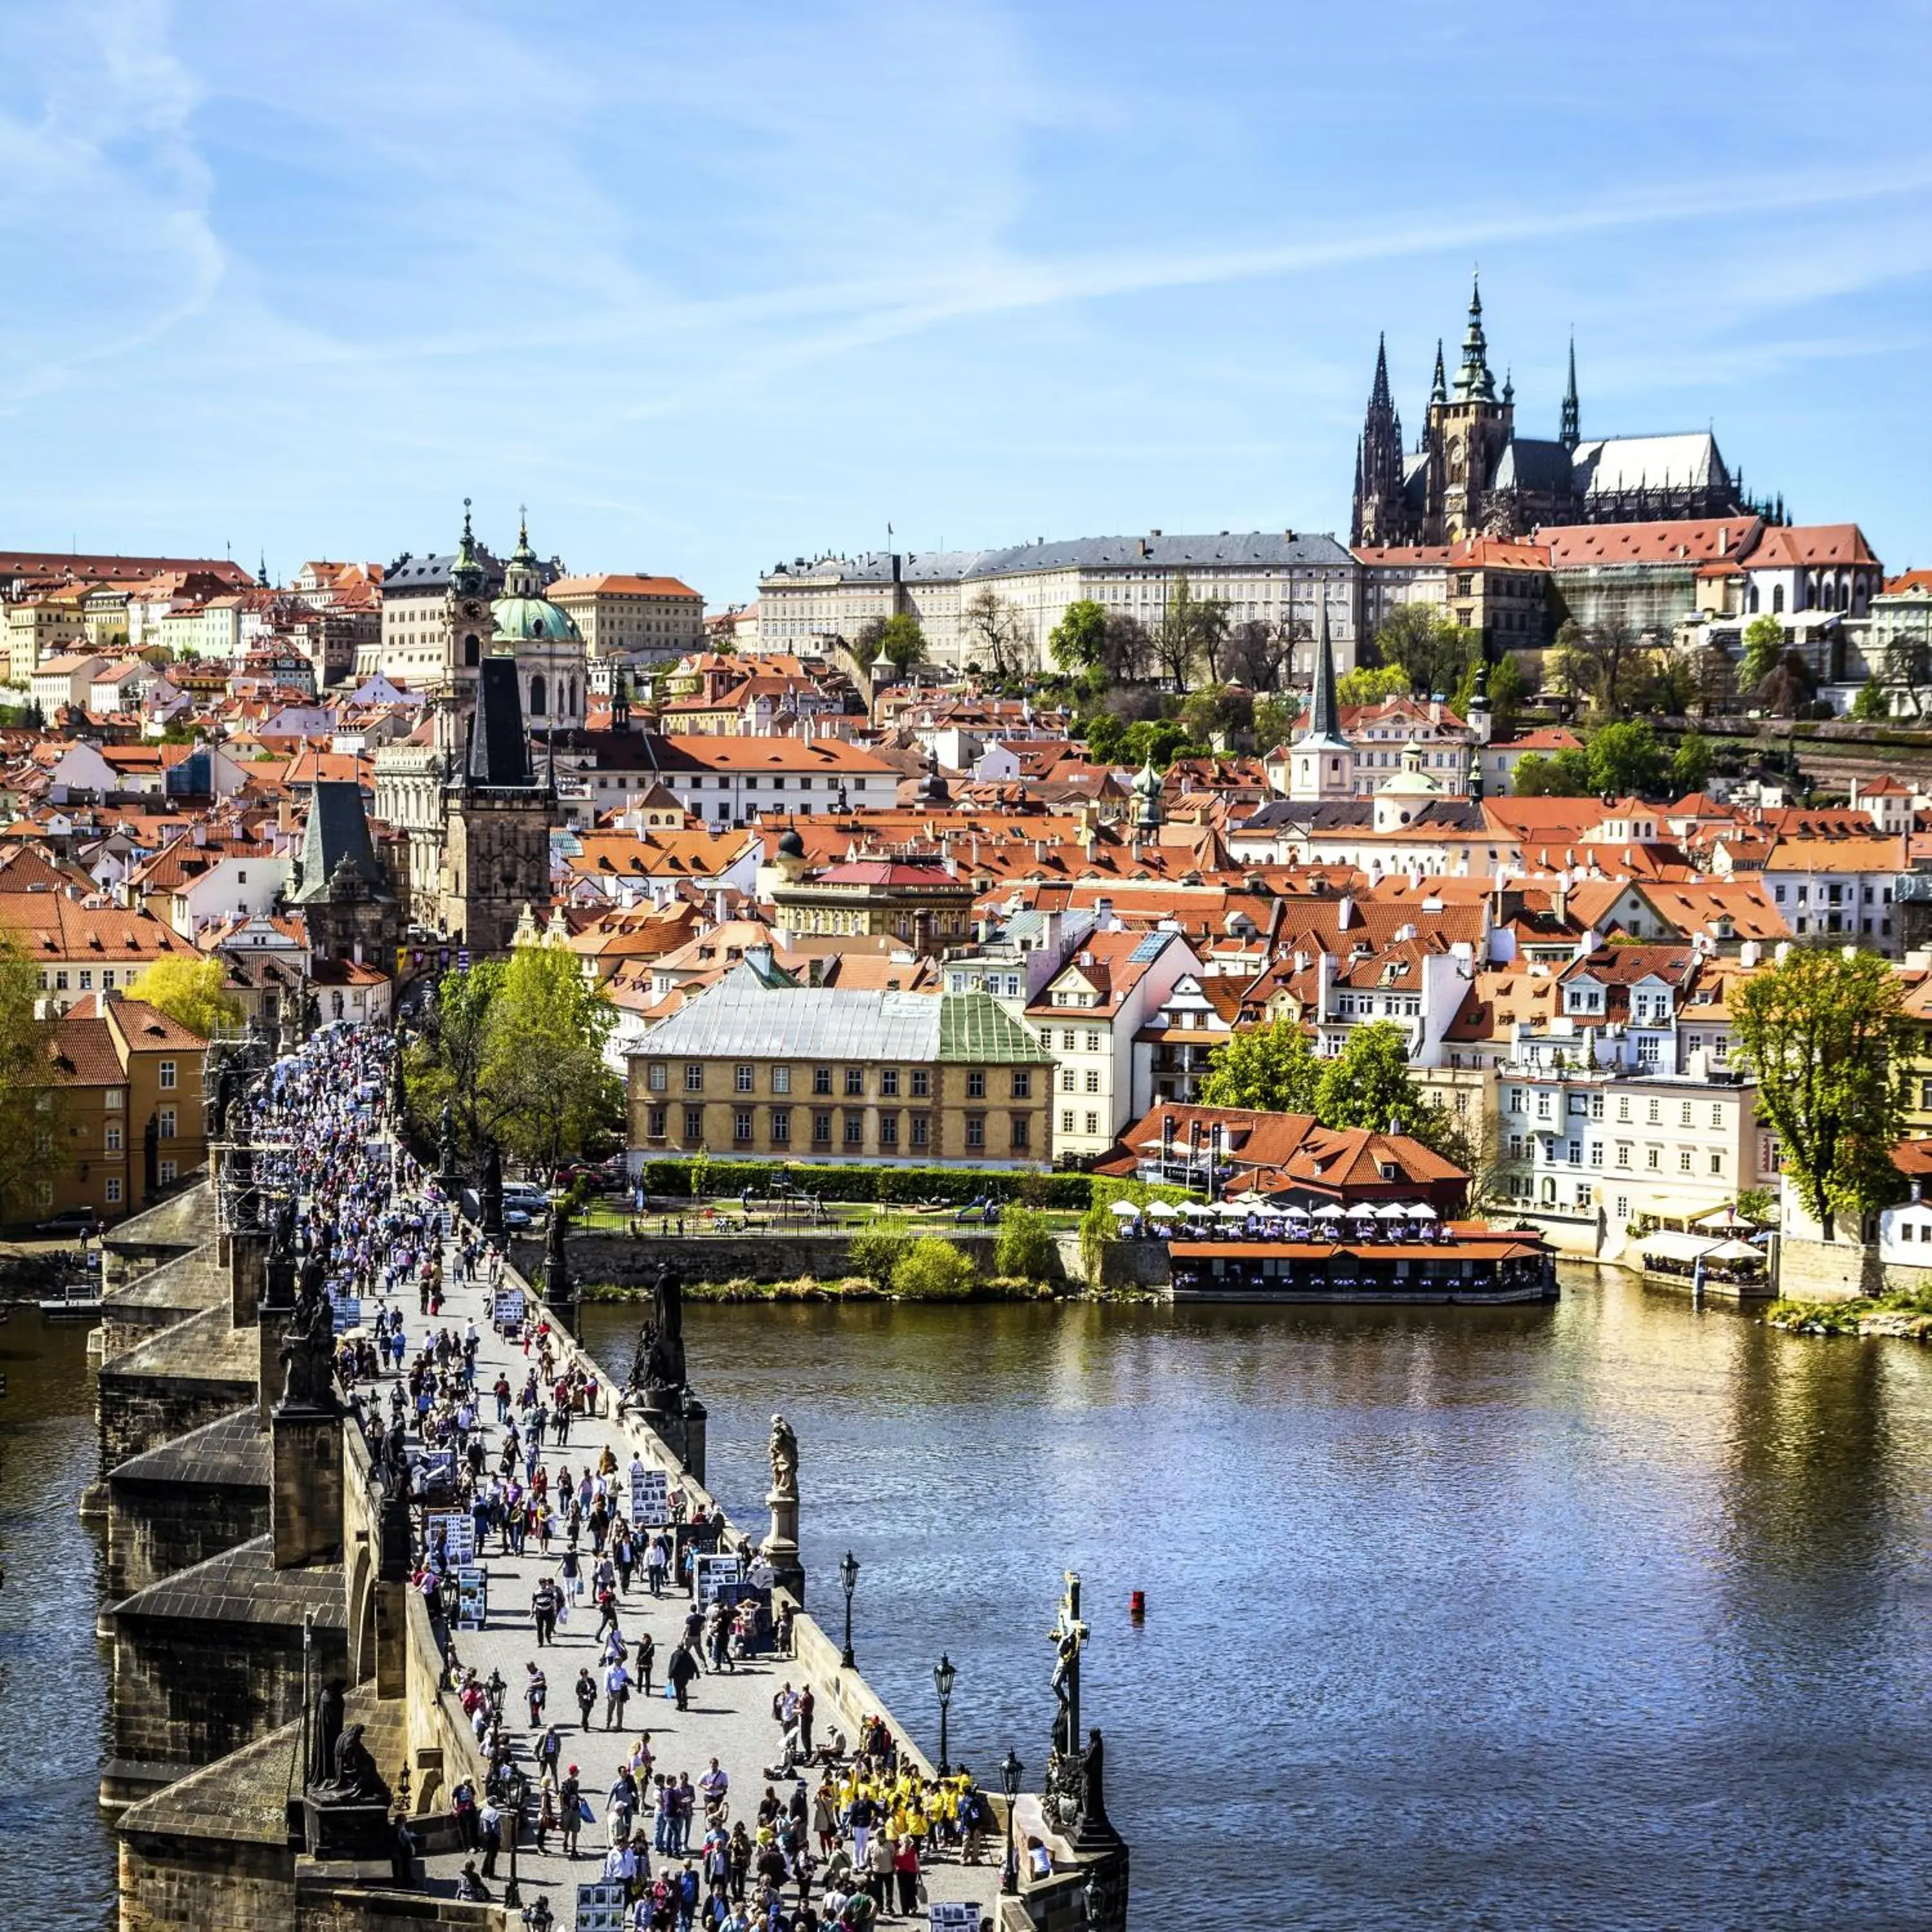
(1376, 1202, 1410, 1220)
(1312, 1203, 1346, 1220)
(1406, 1202, 1437, 1219)
(1707, 1238, 1764, 1262)
(1282, 1202, 1311, 1218)
(1217, 1200, 1249, 1218)
(1109, 1199, 1141, 1218)
(1230, 1188, 1267, 1206)
(1146, 1200, 1178, 1219)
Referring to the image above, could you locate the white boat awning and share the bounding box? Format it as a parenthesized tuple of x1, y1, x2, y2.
(1638, 1230, 1722, 1263)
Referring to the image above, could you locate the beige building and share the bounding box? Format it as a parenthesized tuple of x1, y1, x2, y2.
(759, 532, 1361, 675)
(627, 959, 1054, 1169)
(546, 574, 704, 661)
(5, 594, 88, 685)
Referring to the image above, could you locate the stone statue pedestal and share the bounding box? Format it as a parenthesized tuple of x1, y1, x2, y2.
(303, 1795, 393, 1861)
(760, 1488, 804, 1602)
(271, 1400, 343, 1571)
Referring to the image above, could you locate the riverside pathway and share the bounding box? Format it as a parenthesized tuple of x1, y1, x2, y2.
(365, 1202, 1004, 1930)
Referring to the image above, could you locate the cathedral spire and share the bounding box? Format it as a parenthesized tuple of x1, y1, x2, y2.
(1430, 339, 1447, 406)
(1560, 333, 1580, 449)
(1300, 593, 1347, 749)
(1370, 332, 1393, 410)
(1454, 272, 1495, 403)
(1353, 334, 1413, 544)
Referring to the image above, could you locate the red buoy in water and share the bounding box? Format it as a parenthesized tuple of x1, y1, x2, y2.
(1129, 1589, 1146, 1619)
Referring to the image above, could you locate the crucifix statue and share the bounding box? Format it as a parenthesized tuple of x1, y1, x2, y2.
(1049, 1569, 1088, 1760)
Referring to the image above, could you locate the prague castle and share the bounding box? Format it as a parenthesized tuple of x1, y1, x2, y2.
(1350, 278, 1767, 546)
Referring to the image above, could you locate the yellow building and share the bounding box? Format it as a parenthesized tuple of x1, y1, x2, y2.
(627, 959, 1053, 1168)
(546, 574, 705, 661)
(5, 592, 88, 685)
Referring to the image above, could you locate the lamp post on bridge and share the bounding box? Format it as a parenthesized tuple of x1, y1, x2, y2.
(999, 1748, 1022, 1895)
(838, 1549, 860, 1670)
(502, 1763, 526, 1909)
(933, 1653, 956, 1777)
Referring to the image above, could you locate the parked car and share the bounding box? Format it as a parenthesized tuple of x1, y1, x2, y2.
(35, 1207, 99, 1237)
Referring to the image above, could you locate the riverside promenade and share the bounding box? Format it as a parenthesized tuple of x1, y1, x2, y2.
(376, 1198, 1010, 1928)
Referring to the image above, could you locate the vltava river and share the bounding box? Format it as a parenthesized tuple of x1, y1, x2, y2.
(584, 1272, 1932, 1931)
(15, 1269, 1932, 1929)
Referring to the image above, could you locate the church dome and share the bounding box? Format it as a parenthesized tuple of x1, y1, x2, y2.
(776, 828, 807, 859)
(492, 511, 581, 644)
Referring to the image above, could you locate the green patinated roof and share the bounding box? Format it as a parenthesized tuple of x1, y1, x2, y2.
(938, 989, 1049, 1065)
(491, 592, 582, 643)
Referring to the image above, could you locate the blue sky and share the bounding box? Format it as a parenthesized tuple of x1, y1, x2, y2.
(3, 0, 1930, 602)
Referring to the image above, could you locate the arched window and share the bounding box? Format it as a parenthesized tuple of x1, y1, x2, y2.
(566, 677, 577, 715)
(463, 632, 480, 666)
(1748, 585, 1759, 612)
(1772, 585, 1785, 614)
(529, 674, 547, 715)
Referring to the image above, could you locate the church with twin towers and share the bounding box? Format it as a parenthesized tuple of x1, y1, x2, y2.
(1350, 277, 1770, 547)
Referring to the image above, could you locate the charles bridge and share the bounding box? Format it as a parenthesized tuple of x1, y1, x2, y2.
(82, 1027, 1132, 1932)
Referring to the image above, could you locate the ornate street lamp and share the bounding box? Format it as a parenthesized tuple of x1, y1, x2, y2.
(838, 1550, 860, 1669)
(933, 1653, 956, 1777)
(999, 1748, 1023, 1894)
(502, 1763, 526, 1909)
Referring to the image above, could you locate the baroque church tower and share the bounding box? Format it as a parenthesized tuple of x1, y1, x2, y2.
(1426, 275, 1515, 541)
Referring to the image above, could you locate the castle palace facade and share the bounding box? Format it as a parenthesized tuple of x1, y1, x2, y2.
(1350, 279, 1767, 546)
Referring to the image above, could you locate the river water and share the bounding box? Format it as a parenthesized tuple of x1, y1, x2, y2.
(14, 1271, 1932, 1929)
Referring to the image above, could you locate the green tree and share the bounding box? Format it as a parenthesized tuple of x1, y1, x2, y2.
(128, 956, 242, 1039)
(876, 612, 926, 674)
(994, 1202, 1054, 1280)
(1151, 573, 1230, 690)
(1336, 663, 1410, 707)
(849, 619, 884, 673)
(1077, 1198, 1116, 1289)
(1671, 730, 1712, 795)
(1198, 1015, 1322, 1113)
(1121, 718, 1197, 770)
(1734, 1188, 1777, 1226)
(1741, 614, 1785, 690)
(1252, 692, 1303, 749)
(410, 951, 622, 1177)
(0, 933, 57, 1215)
(1314, 1021, 1423, 1132)
(1510, 749, 1593, 797)
(1454, 652, 1526, 739)
(961, 588, 1029, 681)
(1373, 604, 1477, 696)
(1082, 711, 1129, 764)
(1587, 719, 1666, 796)
(1852, 676, 1889, 722)
(1732, 946, 1912, 1240)
(1179, 683, 1251, 750)
(849, 1218, 911, 1290)
(891, 1235, 977, 1299)
(1048, 600, 1107, 676)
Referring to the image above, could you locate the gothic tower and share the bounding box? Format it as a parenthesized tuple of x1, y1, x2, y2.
(439, 655, 556, 956)
(1559, 334, 1580, 450)
(1350, 334, 1415, 545)
(1425, 276, 1515, 540)
(1288, 596, 1355, 802)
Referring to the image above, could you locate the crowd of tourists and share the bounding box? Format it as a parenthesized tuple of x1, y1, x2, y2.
(253, 1021, 998, 1932)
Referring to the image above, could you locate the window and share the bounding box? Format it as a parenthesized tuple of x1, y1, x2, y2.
(1647, 1146, 1661, 1170)
(105, 1176, 122, 1205)
(159, 1108, 176, 1141)
(812, 1112, 832, 1145)
(844, 1066, 864, 1096)
(1679, 1150, 1692, 1173)
(967, 1070, 986, 1099)
(1616, 1142, 1632, 1168)
(1010, 1115, 1030, 1152)
(648, 1061, 667, 1092)
(735, 1065, 755, 1093)
(1063, 1110, 1075, 1132)
(840, 1112, 864, 1147)
(910, 1115, 929, 1148)
(1567, 1139, 1582, 1165)
(1061, 1069, 1075, 1093)
(1084, 1111, 1099, 1135)
(1709, 1152, 1723, 1175)
(772, 1065, 791, 1095)
(683, 1107, 703, 1141)
(55, 971, 68, 990)
(159, 1159, 176, 1184)
(684, 1063, 704, 1093)
(734, 1110, 753, 1144)
(1084, 1070, 1101, 1094)
(1617, 1097, 1631, 1122)
(1589, 1144, 1603, 1167)
(813, 1067, 832, 1095)
(965, 1115, 985, 1150)
(1011, 1070, 1031, 1099)
(1680, 1101, 1693, 1127)
(647, 1107, 667, 1139)
(1647, 1099, 1660, 1124)
(880, 1068, 900, 1098)
(79, 969, 91, 990)
(1084, 1030, 1101, 1053)
(105, 1124, 122, 1153)
(880, 1113, 898, 1148)
(911, 1068, 929, 1099)
(158, 1059, 176, 1090)
(1061, 1030, 1076, 1050)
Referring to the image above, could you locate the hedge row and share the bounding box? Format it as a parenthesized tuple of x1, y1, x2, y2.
(635, 1159, 1202, 1211)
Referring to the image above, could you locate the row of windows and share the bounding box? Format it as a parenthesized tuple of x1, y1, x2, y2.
(1508, 1089, 1728, 1129)
(1059, 1068, 1104, 1094)
(641, 1106, 1030, 1153)
(1770, 882, 1893, 906)
(1508, 1133, 1728, 1177)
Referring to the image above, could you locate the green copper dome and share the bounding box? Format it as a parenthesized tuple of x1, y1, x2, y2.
(491, 509, 580, 643)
